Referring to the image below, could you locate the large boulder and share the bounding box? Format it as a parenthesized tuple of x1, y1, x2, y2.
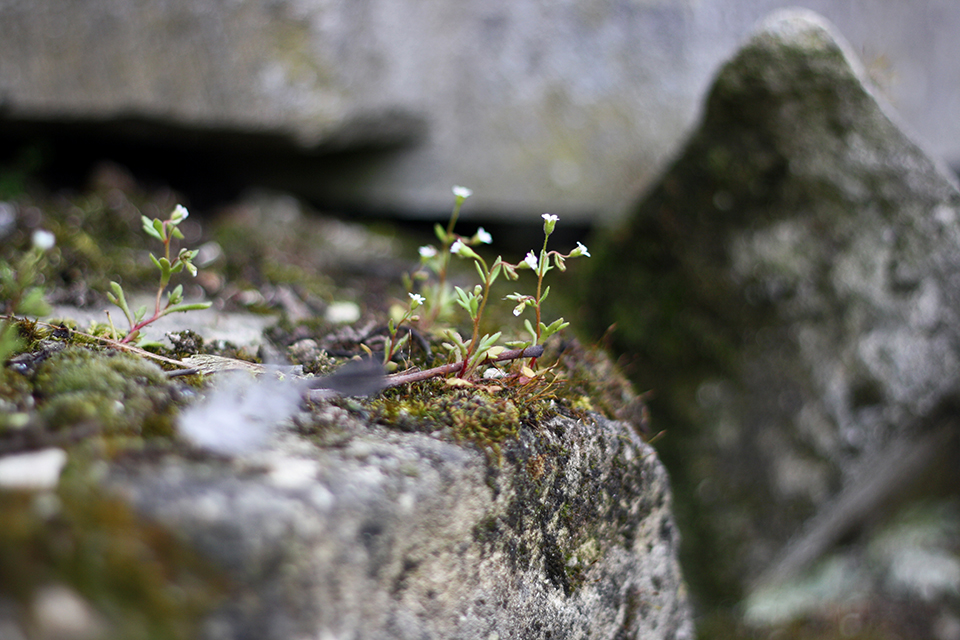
(2, 1, 959, 220)
(1, 379, 694, 639)
(584, 6, 960, 619)
(104, 407, 693, 639)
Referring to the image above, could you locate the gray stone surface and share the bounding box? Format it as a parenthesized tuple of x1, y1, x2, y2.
(2, 1, 959, 221)
(105, 407, 693, 639)
(585, 7, 960, 611)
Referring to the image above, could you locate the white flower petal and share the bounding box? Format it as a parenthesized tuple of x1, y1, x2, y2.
(31, 229, 55, 250)
(409, 293, 425, 307)
(524, 251, 538, 270)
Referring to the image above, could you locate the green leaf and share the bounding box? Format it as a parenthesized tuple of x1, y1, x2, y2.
(524, 318, 537, 341)
(168, 284, 183, 305)
(152, 218, 166, 240)
(170, 226, 185, 240)
(108, 281, 134, 325)
(539, 285, 551, 304)
(156, 256, 173, 281)
(134, 305, 147, 324)
(540, 317, 569, 340)
(434, 223, 447, 243)
(142, 216, 163, 241)
(477, 331, 502, 352)
(392, 332, 410, 351)
(149, 253, 162, 271)
(165, 302, 212, 314)
(474, 260, 486, 283)
(440, 329, 467, 351)
(470, 332, 503, 368)
(454, 286, 476, 316)
(489, 261, 502, 284)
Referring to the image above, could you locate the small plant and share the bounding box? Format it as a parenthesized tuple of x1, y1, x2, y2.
(106, 204, 210, 344)
(440, 237, 516, 377)
(506, 213, 590, 350)
(381, 292, 425, 370)
(402, 188, 590, 382)
(411, 186, 493, 327)
(0, 228, 56, 362)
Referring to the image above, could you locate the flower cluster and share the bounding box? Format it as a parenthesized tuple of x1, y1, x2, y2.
(504, 212, 589, 349)
(401, 187, 590, 379)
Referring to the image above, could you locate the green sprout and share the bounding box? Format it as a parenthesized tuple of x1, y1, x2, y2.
(0, 228, 56, 362)
(382, 292, 425, 370)
(106, 204, 211, 344)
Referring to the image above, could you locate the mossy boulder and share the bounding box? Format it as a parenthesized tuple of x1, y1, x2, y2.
(99, 405, 692, 639)
(584, 7, 960, 615)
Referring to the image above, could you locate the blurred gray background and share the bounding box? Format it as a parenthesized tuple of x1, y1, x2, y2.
(1, 0, 957, 222)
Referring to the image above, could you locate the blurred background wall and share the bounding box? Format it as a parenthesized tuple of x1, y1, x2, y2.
(0, 0, 957, 222)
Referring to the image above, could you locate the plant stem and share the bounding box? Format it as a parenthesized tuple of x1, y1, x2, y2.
(385, 345, 544, 388)
(460, 257, 493, 376)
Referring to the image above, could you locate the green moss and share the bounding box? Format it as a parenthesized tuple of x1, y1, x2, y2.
(0, 468, 227, 640)
(33, 346, 182, 439)
(369, 378, 533, 462)
(0, 367, 34, 429)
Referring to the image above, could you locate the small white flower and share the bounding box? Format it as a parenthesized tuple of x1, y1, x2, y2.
(31, 229, 55, 251)
(419, 245, 437, 259)
(409, 292, 425, 308)
(452, 186, 473, 199)
(171, 204, 189, 223)
(513, 302, 526, 316)
(541, 213, 559, 235)
(450, 240, 464, 254)
(523, 251, 538, 270)
(572, 241, 591, 258)
(475, 227, 492, 244)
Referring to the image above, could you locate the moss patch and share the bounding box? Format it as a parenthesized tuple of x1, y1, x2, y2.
(0, 471, 227, 639)
(33, 346, 183, 439)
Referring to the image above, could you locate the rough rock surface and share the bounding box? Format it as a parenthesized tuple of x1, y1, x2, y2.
(584, 7, 960, 612)
(105, 408, 693, 639)
(4, 1, 960, 220)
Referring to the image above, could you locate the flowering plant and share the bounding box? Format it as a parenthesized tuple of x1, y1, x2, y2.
(400, 188, 590, 380)
(106, 204, 211, 344)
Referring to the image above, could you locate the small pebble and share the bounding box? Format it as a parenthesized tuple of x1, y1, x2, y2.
(0, 448, 67, 490)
